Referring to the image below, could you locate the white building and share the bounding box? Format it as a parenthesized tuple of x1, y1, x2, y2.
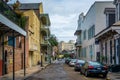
(74, 1, 115, 61)
(95, 0, 120, 65)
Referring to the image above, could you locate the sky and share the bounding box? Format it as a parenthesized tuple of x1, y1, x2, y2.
(9, 0, 113, 42)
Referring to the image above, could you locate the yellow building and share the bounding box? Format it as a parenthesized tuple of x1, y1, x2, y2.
(23, 10, 41, 67)
(37, 1, 51, 64)
(40, 14, 51, 64)
(18, 3, 42, 67)
(18, 3, 51, 67)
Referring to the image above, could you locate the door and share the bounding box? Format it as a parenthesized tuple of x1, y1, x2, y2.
(116, 38, 120, 64)
(4, 50, 7, 74)
(29, 51, 33, 67)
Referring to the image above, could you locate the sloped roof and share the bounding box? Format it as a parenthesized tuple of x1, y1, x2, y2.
(19, 3, 41, 10)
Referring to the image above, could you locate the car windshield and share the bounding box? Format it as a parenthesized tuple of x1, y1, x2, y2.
(71, 59, 77, 62)
(89, 61, 102, 66)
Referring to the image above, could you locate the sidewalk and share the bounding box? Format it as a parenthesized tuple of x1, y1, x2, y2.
(107, 72, 120, 80)
(0, 63, 50, 80)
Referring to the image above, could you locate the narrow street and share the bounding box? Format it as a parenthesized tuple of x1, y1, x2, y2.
(25, 61, 106, 80)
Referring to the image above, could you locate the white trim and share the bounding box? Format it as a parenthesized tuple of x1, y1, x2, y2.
(95, 27, 111, 38)
(96, 26, 120, 39)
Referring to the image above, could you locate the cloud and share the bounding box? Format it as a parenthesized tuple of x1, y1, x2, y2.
(9, 0, 113, 42)
(49, 14, 78, 41)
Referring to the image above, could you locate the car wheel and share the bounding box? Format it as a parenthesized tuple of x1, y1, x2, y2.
(85, 70, 89, 77)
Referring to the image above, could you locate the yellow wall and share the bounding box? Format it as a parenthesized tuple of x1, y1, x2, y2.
(24, 10, 41, 66)
(39, 3, 44, 14)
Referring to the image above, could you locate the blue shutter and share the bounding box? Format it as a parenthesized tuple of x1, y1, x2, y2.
(8, 36, 16, 47)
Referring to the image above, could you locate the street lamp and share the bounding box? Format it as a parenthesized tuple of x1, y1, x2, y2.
(41, 53, 43, 67)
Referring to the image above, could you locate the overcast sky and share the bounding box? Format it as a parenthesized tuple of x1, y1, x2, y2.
(9, 0, 113, 42)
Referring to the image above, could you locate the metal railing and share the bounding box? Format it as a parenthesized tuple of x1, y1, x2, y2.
(41, 40, 49, 45)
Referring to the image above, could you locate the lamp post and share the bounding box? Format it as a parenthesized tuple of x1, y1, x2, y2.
(41, 53, 43, 67)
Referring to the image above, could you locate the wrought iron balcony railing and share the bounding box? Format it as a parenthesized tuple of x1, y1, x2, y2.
(0, 0, 26, 29)
(0, 0, 20, 24)
(41, 40, 49, 46)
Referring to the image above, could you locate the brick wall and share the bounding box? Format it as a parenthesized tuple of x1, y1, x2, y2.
(4, 46, 23, 73)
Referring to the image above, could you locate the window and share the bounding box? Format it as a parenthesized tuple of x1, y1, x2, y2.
(110, 40, 112, 64)
(8, 36, 16, 47)
(19, 37, 22, 48)
(84, 47, 86, 58)
(116, 3, 120, 21)
(83, 30, 86, 40)
(82, 47, 86, 58)
(88, 25, 95, 39)
(119, 3, 120, 20)
(89, 45, 92, 56)
(109, 14, 115, 27)
(106, 14, 115, 27)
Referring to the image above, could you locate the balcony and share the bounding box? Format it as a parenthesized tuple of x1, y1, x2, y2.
(0, 1, 20, 25)
(74, 29, 82, 35)
(40, 14, 51, 26)
(0, 0, 27, 30)
(75, 41, 82, 47)
(0, 0, 26, 36)
(40, 27, 50, 36)
(41, 40, 49, 47)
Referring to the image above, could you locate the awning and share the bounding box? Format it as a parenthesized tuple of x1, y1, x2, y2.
(0, 13, 26, 36)
(40, 14, 51, 26)
(95, 21, 120, 40)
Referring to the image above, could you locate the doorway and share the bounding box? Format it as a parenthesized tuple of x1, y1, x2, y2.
(29, 51, 34, 67)
(116, 38, 120, 64)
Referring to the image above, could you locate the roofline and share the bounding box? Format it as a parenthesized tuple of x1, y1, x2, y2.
(84, 1, 113, 20)
(19, 2, 42, 4)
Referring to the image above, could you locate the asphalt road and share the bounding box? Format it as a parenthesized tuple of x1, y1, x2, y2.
(25, 60, 106, 80)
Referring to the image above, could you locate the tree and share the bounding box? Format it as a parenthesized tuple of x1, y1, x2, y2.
(48, 34, 58, 47)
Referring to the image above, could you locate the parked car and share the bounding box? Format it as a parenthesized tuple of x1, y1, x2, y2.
(69, 59, 77, 67)
(106, 64, 120, 79)
(65, 58, 71, 64)
(74, 60, 85, 71)
(109, 64, 120, 72)
(80, 61, 108, 78)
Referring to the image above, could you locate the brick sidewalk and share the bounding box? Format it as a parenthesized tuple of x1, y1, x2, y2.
(0, 63, 49, 80)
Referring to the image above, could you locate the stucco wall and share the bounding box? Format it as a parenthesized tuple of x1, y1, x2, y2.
(81, 1, 115, 61)
(24, 10, 41, 67)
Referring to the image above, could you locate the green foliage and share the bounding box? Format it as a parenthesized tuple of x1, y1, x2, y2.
(48, 35, 58, 47)
(19, 16, 27, 29)
(100, 55, 107, 63)
(64, 53, 70, 58)
(0, 2, 27, 30)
